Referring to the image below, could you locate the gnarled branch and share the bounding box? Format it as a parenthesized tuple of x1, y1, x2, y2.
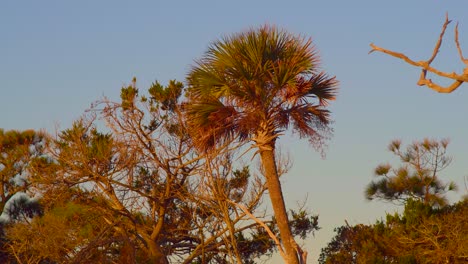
(370, 13, 468, 93)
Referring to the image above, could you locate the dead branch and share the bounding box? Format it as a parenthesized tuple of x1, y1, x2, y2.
(228, 200, 288, 261)
(369, 13, 468, 93)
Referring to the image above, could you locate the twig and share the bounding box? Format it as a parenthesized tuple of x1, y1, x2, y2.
(455, 23, 468, 64)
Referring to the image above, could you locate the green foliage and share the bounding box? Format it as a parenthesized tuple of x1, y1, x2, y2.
(120, 77, 139, 110)
(229, 166, 250, 189)
(0, 77, 323, 263)
(5, 196, 43, 222)
(290, 209, 319, 239)
(148, 79, 183, 111)
(6, 197, 118, 263)
(318, 223, 393, 264)
(0, 129, 46, 216)
(320, 199, 468, 263)
(185, 24, 338, 152)
(366, 138, 456, 207)
(322, 138, 466, 263)
(56, 121, 114, 177)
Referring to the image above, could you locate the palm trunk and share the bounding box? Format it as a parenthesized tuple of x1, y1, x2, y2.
(259, 147, 300, 264)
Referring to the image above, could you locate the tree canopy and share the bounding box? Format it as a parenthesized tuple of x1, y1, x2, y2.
(320, 138, 466, 264)
(1, 79, 319, 264)
(365, 138, 457, 207)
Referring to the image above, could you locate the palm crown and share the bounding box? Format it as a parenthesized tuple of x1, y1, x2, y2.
(186, 25, 338, 151)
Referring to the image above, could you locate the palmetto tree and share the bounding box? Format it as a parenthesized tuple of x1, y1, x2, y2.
(186, 25, 338, 264)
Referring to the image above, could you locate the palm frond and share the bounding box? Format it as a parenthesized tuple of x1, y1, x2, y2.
(185, 24, 338, 151)
(288, 105, 331, 140)
(307, 73, 339, 106)
(186, 98, 251, 151)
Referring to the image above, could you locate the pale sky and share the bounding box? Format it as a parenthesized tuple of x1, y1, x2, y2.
(2, 1, 468, 263)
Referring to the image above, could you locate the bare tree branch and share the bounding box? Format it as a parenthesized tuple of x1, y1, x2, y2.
(455, 23, 468, 63)
(228, 200, 287, 261)
(369, 14, 468, 93)
(427, 13, 451, 65)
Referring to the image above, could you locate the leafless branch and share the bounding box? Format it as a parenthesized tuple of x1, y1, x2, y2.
(370, 14, 468, 93)
(228, 200, 287, 261)
(455, 23, 468, 64)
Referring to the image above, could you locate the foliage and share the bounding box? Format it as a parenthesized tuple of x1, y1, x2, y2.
(186, 25, 338, 153)
(6, 190, 119, 264)
(0, 129, 45, 214)
(322, 138, 466, 263)
(1, 79, 320, 263)
(318, 222, 393, 264)
(319, 199, 468, 264)
(0, 129, 46, 263)
(365, 138, 457, 207)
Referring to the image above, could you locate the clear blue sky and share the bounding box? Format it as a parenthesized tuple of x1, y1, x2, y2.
(2, 1, 468, 262)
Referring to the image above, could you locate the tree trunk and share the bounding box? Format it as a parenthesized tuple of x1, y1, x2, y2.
(145, 238, 169, 264)
(259, 147, 300, 264)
